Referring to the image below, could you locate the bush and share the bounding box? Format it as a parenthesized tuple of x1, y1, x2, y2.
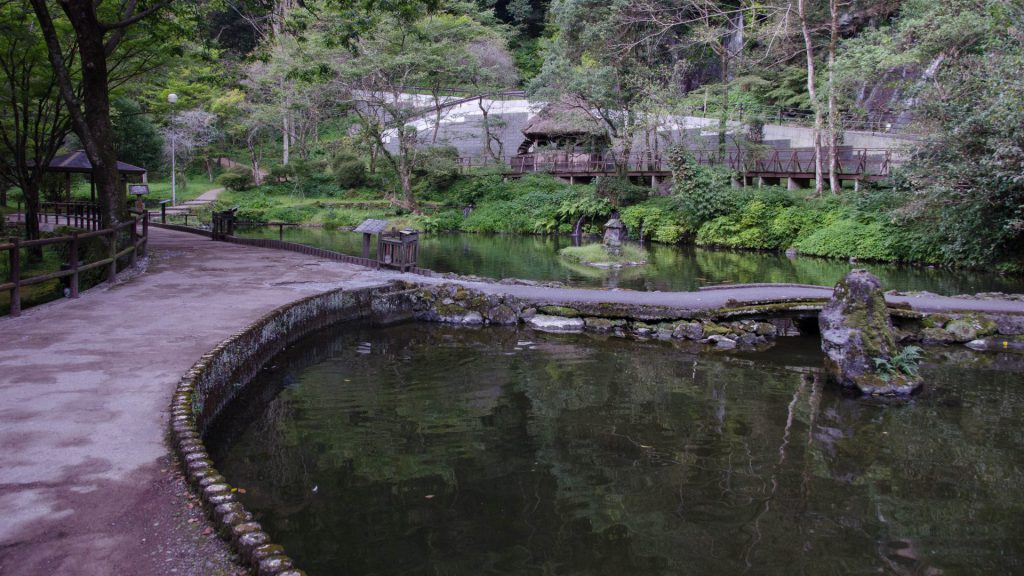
(796, 219, 897, 261)
(595, 176, 649, 206)
(267, 163, 294, 183)
(332, 153, 367, 189)
(217, 168, 254, 191)
(667, 144, 738, 227)
(413, 146, 460, 192)
(620, 199, 690, 243)
(422, 209, 465, 232)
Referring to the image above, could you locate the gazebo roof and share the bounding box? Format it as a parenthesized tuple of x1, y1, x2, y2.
(45, 150, 147, 175)
(522, 100, 606, 139)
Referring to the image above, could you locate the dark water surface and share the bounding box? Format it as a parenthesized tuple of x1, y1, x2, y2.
(236, 226, 1023, 295)
(209, 323, 1024, 576)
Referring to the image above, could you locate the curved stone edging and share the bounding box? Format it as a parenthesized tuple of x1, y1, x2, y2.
(169, 283, 413, 576)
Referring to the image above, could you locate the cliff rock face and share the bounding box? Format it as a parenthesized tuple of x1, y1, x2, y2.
(819, 269, 922, 395)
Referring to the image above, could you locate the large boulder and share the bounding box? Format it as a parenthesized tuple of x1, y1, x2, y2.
(819, 270, 922, 395)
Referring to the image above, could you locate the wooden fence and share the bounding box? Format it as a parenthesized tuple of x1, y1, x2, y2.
(489, 147, 899, 180)
(2, 212, 149, 317)
(40, 201, 103, 231)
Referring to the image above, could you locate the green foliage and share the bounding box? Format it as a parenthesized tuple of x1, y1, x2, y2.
(331, 153, 367, 189)
(695, 189, 823, 249)
(796, 219, 897, 261)
(552, 190, 613, 233)
(595, 176, 649, 206)
(620, 198, 690, 244)
(667, 145, 738, 227)
(422, 209, 465, 232)
(463, 187, 575, 233)
(268, 163, 295, 182)
(413, 146, 460, 192)
(217, 168, 254, 191)
(559, 243, 647, 264)
(111, 98, 163, 170)
(874, 346, 924, 381)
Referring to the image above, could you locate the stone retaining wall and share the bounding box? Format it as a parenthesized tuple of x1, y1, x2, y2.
(172, 281, 1024, 574)
(170, 283, 414, 576)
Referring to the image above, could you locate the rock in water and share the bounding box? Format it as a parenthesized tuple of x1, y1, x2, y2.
(819, 269, 923, 395)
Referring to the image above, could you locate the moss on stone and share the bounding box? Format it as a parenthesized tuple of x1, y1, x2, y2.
(539, 305, 582, 318)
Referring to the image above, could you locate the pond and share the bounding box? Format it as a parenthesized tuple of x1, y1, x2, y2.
(208, 323, 1024, 576)
(235, 227, 1023, 295)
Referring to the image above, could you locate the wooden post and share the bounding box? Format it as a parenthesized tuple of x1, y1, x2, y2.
(362, 233, 371, 259)
(70, 232, 80, 298)
(130, 217, 138, 266)
(107, 228, 117, 283)
(161, 202, 167, 224)
(141, 212, 148, 257)
(9, 238, 20, 317)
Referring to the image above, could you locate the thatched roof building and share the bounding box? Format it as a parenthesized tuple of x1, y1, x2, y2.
(518, 100, 608, 154)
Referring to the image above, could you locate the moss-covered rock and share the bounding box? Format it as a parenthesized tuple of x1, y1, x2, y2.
(819, 269, 922, 395)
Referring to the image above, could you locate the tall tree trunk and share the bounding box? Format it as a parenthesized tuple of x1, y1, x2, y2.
(30, 0, 126, 227)
(282, 113, 290, 165)
(797, 0, 824, 196)
(397, 127, 416, 210)
(479, 99, 500, 162)
(23, 180, 41, 245)
(826, 0, 841, 193)
(718, 45, 729, 159)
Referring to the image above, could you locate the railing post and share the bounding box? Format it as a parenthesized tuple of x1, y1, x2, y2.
(130, 217, 138, 266)
(161, 202, 167, 224)
(70, 232, 80, 298)
(107, 228, 117, 283)
(9, 238, 20, 317)
(141, 212, 148, 257)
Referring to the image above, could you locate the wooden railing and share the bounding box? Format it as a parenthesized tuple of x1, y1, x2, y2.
(2, 212, 149, 317)
(486, 147, 901, 179)
(39, 202, 102, 231)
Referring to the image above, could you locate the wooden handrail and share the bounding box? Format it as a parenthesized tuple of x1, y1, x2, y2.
(3, 213, 149, 317)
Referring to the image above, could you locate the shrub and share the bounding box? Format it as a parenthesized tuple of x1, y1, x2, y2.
(332, 153, 367, 189)
(267, 163, 294, 183)
(217, 168, 254, 191)
(667, 144, 738, 227)
(620, 199, 690, 243)
(796, 219, 897, 261)
(422, 209, 465, 232)
(595, 176, 649, 206)
(413, 146, 460, 192)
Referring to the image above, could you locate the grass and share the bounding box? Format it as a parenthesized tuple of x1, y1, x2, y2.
(559, 243, 648, 266)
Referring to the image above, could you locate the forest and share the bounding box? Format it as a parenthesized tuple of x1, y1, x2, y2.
(1, 0, 1022, 270)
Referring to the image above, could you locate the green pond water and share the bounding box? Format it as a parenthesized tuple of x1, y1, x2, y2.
(209, 323, 1024, 576)
(235, 227, 1023, 295)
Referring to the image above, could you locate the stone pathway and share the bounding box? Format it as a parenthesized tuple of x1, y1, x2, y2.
(0, 228, 386, 575)
(2, 227, 1022, 574)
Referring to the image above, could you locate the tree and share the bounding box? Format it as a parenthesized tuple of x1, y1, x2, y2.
(796, 0, 824, 195)
(30, 0, 171, 227)
(0, 0, 76, 242)
(339, 6, 512, 209)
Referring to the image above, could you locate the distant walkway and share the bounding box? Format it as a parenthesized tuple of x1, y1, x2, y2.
(2, 227, 1022, 574)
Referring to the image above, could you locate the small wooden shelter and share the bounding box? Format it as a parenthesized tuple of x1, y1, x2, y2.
(44, 150, 147, 204)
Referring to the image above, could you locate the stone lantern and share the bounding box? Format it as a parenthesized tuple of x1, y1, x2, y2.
(603, 212, 626, 256)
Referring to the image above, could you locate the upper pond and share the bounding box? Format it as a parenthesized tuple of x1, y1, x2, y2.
(236, 227, 1022, 295)
(209, 322, 1024, 576)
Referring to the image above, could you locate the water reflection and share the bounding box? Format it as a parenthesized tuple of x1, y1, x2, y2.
(209, 324, 1024, 576)
(236, 227, 1023, 295)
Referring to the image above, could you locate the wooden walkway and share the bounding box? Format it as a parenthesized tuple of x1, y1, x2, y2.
(459, 147, 899, 188)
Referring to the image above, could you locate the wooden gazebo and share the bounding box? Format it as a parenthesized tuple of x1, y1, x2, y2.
(44, 150, 147, 204)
